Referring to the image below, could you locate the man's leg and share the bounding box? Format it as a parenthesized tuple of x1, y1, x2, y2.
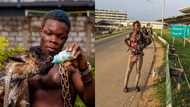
(123, 54, 135, 92)
(135, 55, 143, 91)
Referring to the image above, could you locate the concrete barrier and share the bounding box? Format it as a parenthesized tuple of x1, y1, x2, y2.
(157, 35, 172, 107)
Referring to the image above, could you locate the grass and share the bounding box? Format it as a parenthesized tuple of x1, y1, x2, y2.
(154, 62, 166, 107)
(154, 29, 190, 106)
(74, 96, 86, 107)
(95, 30, 127, 40)
(153, 35, 167, 107)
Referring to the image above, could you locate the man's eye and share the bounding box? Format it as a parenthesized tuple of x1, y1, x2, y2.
(57, 34, 67, 40)
(60, 36, 67, 40)
(47, 32, 52, 35)
(45, 31, 52, 35)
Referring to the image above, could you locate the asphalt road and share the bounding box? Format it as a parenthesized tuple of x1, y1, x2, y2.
(95, 33, 155, 107)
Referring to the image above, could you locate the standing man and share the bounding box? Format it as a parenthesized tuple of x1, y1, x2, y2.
(28, 9, 95, 107)
(123, 21, 151, 92)
(146, 23, 153, 36)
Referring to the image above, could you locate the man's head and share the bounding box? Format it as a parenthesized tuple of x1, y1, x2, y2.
(147, 23, 151, 27)
(39, 9, 71, 56)
(132, 21, 141, 33)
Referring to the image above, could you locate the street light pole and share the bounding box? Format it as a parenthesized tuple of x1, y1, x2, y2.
(161, 0, 166, 37)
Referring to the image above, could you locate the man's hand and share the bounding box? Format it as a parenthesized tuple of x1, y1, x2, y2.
(62, 61, 77, 73)
(65, 43, 81, 59)
(65, 43, 94, 106)
(65, 43, 88, 71)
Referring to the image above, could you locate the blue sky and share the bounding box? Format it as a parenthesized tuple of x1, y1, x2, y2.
(96, 0, 190, 21)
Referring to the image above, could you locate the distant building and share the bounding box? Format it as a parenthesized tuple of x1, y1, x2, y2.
(95, 9, 128, 25)
(158, 6, 190, 24)
(95, 9, 128, 34)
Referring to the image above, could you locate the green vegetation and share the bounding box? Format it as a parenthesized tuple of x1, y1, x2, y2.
(95, 30, 127, 40)
(0, 36, 25, 68)
(154, 29, 190, 106)
(74, 96, 86, 107)
(152, 34, 167, 107)
(154, 62, 166, 107)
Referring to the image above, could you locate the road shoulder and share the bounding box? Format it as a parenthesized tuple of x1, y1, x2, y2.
(139, 40, 165, 107)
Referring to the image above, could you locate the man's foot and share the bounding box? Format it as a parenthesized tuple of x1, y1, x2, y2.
(123, 87, 129, 93)
(136, 86, 140, 92)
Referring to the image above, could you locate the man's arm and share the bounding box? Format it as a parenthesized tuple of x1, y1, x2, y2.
(64, 55, 95, 107)
(71, 68, 95, 107)
(77, 63, 95, 107)
(124, 35, 130, 47)
(142, 32, 152, 48)
(64, 43, 95, 107)
(125, 32, 134, 47)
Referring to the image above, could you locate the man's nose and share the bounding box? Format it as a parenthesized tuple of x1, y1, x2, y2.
(50, 35, 58, 43)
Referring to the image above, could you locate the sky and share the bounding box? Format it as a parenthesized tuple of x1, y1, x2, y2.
(96, 0, 190, 21)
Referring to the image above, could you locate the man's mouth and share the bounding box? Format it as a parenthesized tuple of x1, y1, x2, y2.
(47, 47, 58, 52)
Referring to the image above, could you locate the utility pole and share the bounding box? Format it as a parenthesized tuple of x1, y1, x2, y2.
(161, 0, 166, 37)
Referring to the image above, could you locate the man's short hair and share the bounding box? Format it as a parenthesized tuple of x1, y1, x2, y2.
(42, 9, 71, 30)
(132, 20, 141, 27)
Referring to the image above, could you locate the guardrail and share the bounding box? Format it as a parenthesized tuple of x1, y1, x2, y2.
(157, 35, 172, 107)
(169, 47, 190, 91)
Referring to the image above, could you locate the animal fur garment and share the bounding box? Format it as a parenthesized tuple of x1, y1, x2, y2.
(0, 52, 39, 107)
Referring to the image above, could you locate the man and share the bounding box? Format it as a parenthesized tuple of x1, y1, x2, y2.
(123, 21, 151, 93)
(28, 10, 95, 107)
(142, 26, 148, 36)
(146, 23, 153, 36)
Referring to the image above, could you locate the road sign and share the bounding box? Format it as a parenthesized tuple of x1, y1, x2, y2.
(170, 25, 190, 38)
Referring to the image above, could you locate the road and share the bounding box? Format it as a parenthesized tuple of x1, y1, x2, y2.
(95, 33, 155, 107)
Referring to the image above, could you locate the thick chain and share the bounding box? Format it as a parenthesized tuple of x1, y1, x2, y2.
(59, 64, 72, 107)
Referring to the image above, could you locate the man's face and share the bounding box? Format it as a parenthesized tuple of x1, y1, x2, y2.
(40, 19, 69, 56)
(133, 23, 141, 32)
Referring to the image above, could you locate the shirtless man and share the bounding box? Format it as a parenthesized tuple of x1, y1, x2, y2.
(123, 21, 148, 92)
(28, 9, 95, 107)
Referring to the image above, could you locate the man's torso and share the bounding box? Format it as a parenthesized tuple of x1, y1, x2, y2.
(127, 32, 145, 55)
(29, 46, 76, 107)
